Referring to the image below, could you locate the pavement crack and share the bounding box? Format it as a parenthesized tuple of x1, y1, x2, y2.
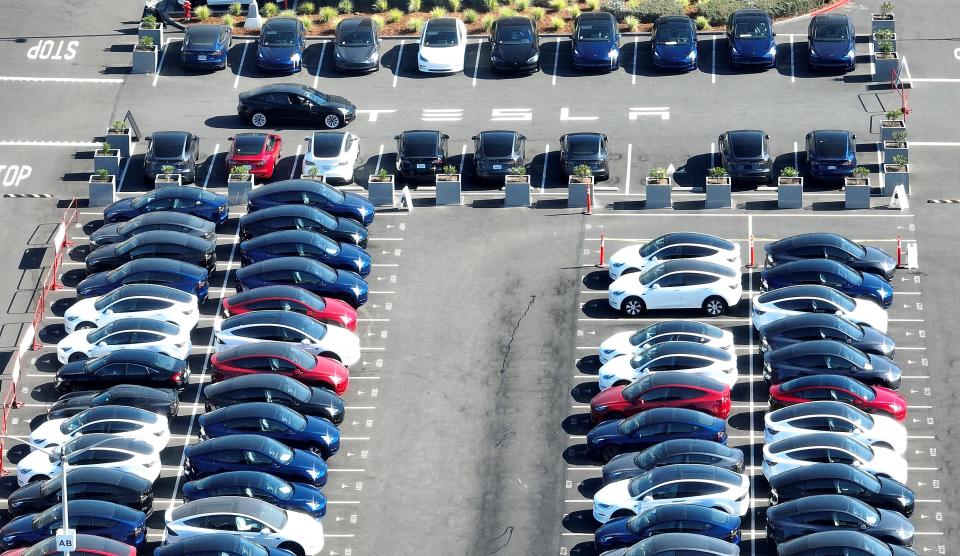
(489, 526, 514, 554)
(499, 294, 536, 375)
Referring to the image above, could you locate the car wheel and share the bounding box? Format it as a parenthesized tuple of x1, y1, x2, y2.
(68, 353, 88, 363)
(603, 412, 624, 421)
(601, 445, 620, 462)
(319, 351, 341, 363)
(30, 474, 50, 483)
(873, 441, 894, 451)
(73, 322, 96, 331)
(250, 112, 268, 128)
(278, 544, 304, 556)
(702, 296, 728, 317)
(620, 297, 646, 317)
(619, 268, 639, 276)
(610, 509, 634, 520)
(323, 113, 342, 129)
(613, 381, 631, 388)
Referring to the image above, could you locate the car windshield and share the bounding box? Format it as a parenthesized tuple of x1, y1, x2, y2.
(32, 505, 62, 530)
(424, 25, 458, 47)
(152, 137, 186, 159)
(338, 29, 373, 47)
(266, 441, 294, 463)
(850, 501, 880, 525)
(730, 133, 763, 158)
(733, 20, 770, 38)
(627, 474, 655, 498)
(93, 288, 126, 311)
(656, 24, 691, 45)
(234, 135, 266, 156)
(38, 476, 65, 496)
(186, 28, 220, 48)
(262, 27, 298, 47)
(628, 324, 660, 345)
(814, 135, 850, 159)
(496, 26, 533, 44)
(836, 236, 867, 258)
(566, 136, 600, 158)
(480, 135, 515, 158)
(402, 135, 439, 158)
(577, 22, 613, 41)
(131, 194, 156, 209)
(639, 235, 671, 258)
(311, 134, 344, 158)
(278, 378, 312, 400)
(814, 22, 849, 41)
(87, 326, 114, 344)
(639, 264, 669, 286)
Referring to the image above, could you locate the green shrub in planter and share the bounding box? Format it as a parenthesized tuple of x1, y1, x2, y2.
(137, 36, 155, 48)
(305, 165, 322, 177)
(707, 166, 728, 178)
(386, 7, 404, 21)
(319, 6, 339, 22)
(448, 0, 463, 10)
(299, 15, 313, 30)
(442, 164, 458, 175)
(548, 0, 566, 11)
(892, 154, 908, 167)
(892, 131, 907, 142)
(109, 120, 126, 133)
(499, 5, 516, 16)
(482, 14, 496, 31)
(298, 1, 316, 14)
(99, 142, 113, 155)
(229, 2, 244, 16)
(371, 14, 386, 26)
(586, 0, 600, 10)
(263, 2, 280, 17)
(230, 165, 251, 177)
(509, 165, 527, 175)
(408, 16, 425, 31)
(195, 5, 212, 20)
(573, 164, 593, 179)
(224, 14, 237, 26)
(886, 109, 903, 120)
(695, 15, 708, 29)
(373, 0, 390, 11)
(515, 0, 531, 10)
(550, 15, 565, 31)
(569, 4, 581, 18)
(880, 1, 894, 15)
(852, 166, 870, 177)
(648, 166, 668, 180)
(463, 8, 479, 21)
(629, 0, 683, 22)
(876, 39, 894, 54)
(161, 165, 176, 175)
(96, 168, 110, 181)
(377, 168, 390, 179)
(141, 14, 159, 29)
(430, 6, 447, 17)
(528, 7, 544, 21)
(407, 0, 422, 12)
(624, 15, 640, 30)
(874, 28, 894, 40)
(779, 166, 799, 178)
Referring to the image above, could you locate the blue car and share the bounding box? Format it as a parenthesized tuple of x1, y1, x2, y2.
(595, 504, 741, 551)
(763, 340, 901, 388)
(726, 9, 776, 68)
(156, 533, 295, 556)
(759, 313, 895, 358)
(651, 15, 697, 71)
(103, 186, 229, 224)
(761, 259, 893, 308)
(778, 530, 920, 556)
(76, 258, 208, 301)
(181, 24, 232, 70)
(56, 350, 190, 392)
(182, 471, 328, 520)
(240, 230, 372, 277)
(236, 257, 368, 308)
(257, 17, 306, 72)
(808, 13, 856, 71)
(571, 12, 620, 70)
(586, 407, 727, 462)
(0, 500, 146, 550)
(806, 129, 857, 179)
(764, 233, 896, 281)
(239, 204, 369, 247)
(184, 434, 328, 486)
(600, 533, 741, 556)
(602, 439, 745, 485)
(199, 402, 340, 458)
(247, 179, 374, 226)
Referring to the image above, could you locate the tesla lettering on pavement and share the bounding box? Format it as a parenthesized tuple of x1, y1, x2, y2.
(0, 165, 32, 186)
(27, 40, 79, 60)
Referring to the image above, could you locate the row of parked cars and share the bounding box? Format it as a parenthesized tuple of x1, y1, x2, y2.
(581, 231, 916, 555)
(0, 173, 381, 556)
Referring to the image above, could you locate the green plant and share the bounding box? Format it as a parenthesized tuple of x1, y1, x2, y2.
(319, 6, 339, 22)
(371, 14, 386, 27)
(448, 0, 463, 10)
(337, 0, 354, 13)
(407, 0, 422, 12)
(499, 5, 515, 16)
(298, 14, 314, 29)
(277, 9, 297, 17)
(677, 0, 689, 7)
(892, 154, 908, 167)
(707, 166, 728, 178)
(430, 6, 447, 17)
(514, 0, 531, 10)
(586, 0, 600, 9)
(694, 15, 708, 29)
(697, 0, 820, 25)
(624, 15, 640, 31)
(377, 168, 390, 179)
(568, 4, 581, 18)
(137, 36, 154, 48)
(626, 0, 683, 23)
(481, 0, 499, 11)
(229, 165, 250, 176)
(879, 1, 894, 15)
(305, 165, 322, 177)
(648, 166, 668, 180)
(529, 6, 545, 20)
(140, 14, 159, 29)
(481, 14, 496, 32)
(297, 1, 316, 14)
(95, 168, 110, 180)
(222, 13, 236, 26)
(509, 165, 527, 175)
(892, 130, 907, 142)
(876, 39, 894, 54)
(874, 28, 894, 40)
(573, 164, 593, 179)
(109, 120, 126, 133)
(161, 165, 176, 175)
(852, 166, 870, 177)
(548, 0, 566, 10)
(550, 15, 565, 31)
(262, 2, 280, 17)
(408, 16, 425, 31)
(463, 8, 479, 21)
(779, 166, 799, 178)
(373, 0, 390, 10)
(626, 0, 641, 9)
(885, 109, 903, 120)
(386, 7, 404, 22)
(229, 2, 244, 16)
(442, 164, 458, 174)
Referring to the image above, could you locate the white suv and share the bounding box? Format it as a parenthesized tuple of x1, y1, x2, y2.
(609, 260, 743, 317)
(64, 284, 199, 334)
(608, 232, 741, 280)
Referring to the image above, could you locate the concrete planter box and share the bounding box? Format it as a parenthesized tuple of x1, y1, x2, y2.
(872, 14, 895, 34)
(777, 177, 804, 209)
(132, 45, 158, 74)
(300, 173, 326, 183)
(568, 176, 593, 208)
(227, 174, 255, 205)
(844, 178, 872, 209)
(138, 23, 163, 48)
(873, 53, 899, 82)
(884, 164, 909, 195)
(504, 174, 531, 207)
(367, 175, 396, 207)
(88, 175, 116, 207)
(435, 174, 461, 205)
(645, 176, 672, 209)
(105, 129, 132, 159)
(94, 150, 121, 176)
(880, 119, 905, 142)
(155, 174, 183, 187)
(705, 177, 731, 209)
(883, 142, 908, 165)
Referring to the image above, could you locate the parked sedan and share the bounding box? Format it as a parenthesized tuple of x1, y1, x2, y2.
(64, 284, 199, 334)
(718, 130, 772, 182)
(778, 531, 920, 556)
(752, 285, 887, 333)
(90, 212, 215, 248)
(489, 17, 539, 73)
(30, 405, 170, 453)
(726, 9, 776, 68)
(417, 17, 467, 73)
(769, 374, 907, 421)
(55, 350, 190, 393)
(239, 204, 368, 246)
(257, 17, 305, 72)
(76, 258, 209, 301)
(758, 313, 895, 358)
(7, 468, 153, 517)
(808, 13, 856, 71)
(301, 132, 360, 184)
(0, 500, 146, 550)
(182, 471, 327, 520)
(211, 342, 349, 395)
(103, 186, 228, 224)
(227, 133, 283, 181)
(199, 403, 339, 458)
(394, 130, 449, 183)
(238, 83, 356, 130)
(203, 374, 345, 424)
(222, 285, 357, 332)
(591, 371, 731, 422)
(247, 179, 374, 226)
(142, 131, 199, 183)
(593, 465, 750, 523)
(215, 310, 360, 366)
(587, 407, 727, 462)
(609, 260, 743, 317)
(595, 504, 741, 551)
(806, 129, 857, 179)
(235, 257, 368, 308)
(85, 230, 216, 274)
(181, 24, 231, 70)
(334, 17, 380, 72)
(57, 318, 190, 364)
(602, 439, 745, 485)
(157, 534, 296, 556)
(765, 233, 896, 280)
(183, 435, 328, 486)
(47, 384, 179, 420)
(559, 132, 608, 180)
(595, 533, 741, 556)
(17, 435, 160, 487)
(239, 230, 371, 277)
(6, 535, 136, 556)
(572, 12, 620, 70)
(766, 494, 914, 546)
(765, 400, 907, 454)
(763, 340, 901, 388)
(472, 130, 526, 181)
(651, 15, 697, 70)
(598, 342, 738, 391)
(599, 321, 735, 364)
(608, 232, 741, 280)
(768, 463, 915, 516)
(762, 432, 907, 483)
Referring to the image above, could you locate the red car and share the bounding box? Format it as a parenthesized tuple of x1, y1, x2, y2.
(211, 342, 349, 395)
(221, 284, 357, 332)
(226, 132, 283, 180)
(769, 374, 906, 422)
(1, 535, 136, 556)
(590, 371, 731, 423)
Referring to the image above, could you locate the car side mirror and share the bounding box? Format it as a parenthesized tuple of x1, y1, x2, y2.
(520, 135, 527, 140)
(471, 136, 478, 141)
(442, 134, 450, 140)
(228, 136, 234, 141)
(97, 342, 106, 347)
(852, 134, 857, 140)
(772, 31, 777, 36)
(304, 136, 310, 142)
(104, 309, 113, 315)
(651, 283, 660, 289)
(145, 136, 152, 141)
(301, 338, 311, 344)
(393, 135, 400, 140)
(643, 495, 654, 502)
(765, 134, 771, 139)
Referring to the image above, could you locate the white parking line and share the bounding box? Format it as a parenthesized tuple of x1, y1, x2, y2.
(458, 144, 467, 175)
(540, 143, 549, 193)
(789, 34, 795, 83)
(793, 141, 799, 170)
(392, 40, 405, 88)
(0, 76, 124, 83)
(234, 42, 250, 89)
(152, 37, 173, 87)
(711, 36, 717, 84)
(374, 143, 384, 173)
(312, 41, 327, 89)
(868, 41, 875, 80)
(201, 143, 220, 189)
(552, 37, 560, 86)
(472, 38, 482, 87)
(631, 36, 638, 86)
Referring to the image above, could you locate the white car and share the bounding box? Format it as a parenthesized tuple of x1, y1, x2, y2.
(164, 496, 324, 556)
(16, 434, 161, 486)
(592, 464, 750, 523)
(608, 260, 743, 317)
(63, 284, 199, 334)
(764, 400, 907, 455)
(417, 17, 467, 73)
(301, 131, 360, 184)
(214, 310, 360, 366)
(29, 406, 170, 453)
(608, 232, 741, 280)
(57, 318, 191, 365)
(598, 342, 738, 391)
(752, 285, 888, 333)
(598, 321, 734, 365)
(762, 432, 907, 484)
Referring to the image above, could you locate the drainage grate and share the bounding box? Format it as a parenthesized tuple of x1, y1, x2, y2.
(3, 193, 52, 198)
(927, 199, 960, 204)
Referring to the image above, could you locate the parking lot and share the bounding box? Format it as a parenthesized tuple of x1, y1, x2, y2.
(0, 0, 958, 554)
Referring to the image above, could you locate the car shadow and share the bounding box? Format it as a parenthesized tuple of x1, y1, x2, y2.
(572, 382, 600, 403)
(582, 270, 611, 290)
(563, 443, 602, 466)
(672, 152, 713, 189)
(529, 149, 563, 190)
(563, 413, 595, 435)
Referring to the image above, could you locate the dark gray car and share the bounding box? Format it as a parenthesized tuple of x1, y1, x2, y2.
(334, 17, 380, 72)
(719, 129, 772, 182)
(143, 131, 200, 183)
(472, 130, 526, 181)
(766, 494, 914, 546)
(560, 132, 609, 180)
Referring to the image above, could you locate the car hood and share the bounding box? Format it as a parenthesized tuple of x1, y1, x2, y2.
(89, 223, 125, 246)
(654, 42, 695, 60)
(861, 271, 892, 294)
(862, 246, 897, 273)
(76, 271, 110, 297)
(47, 392, 98, 417)
(853, 298, 888, 332)
(103, 198, 136, 220)
(861, 325, 895, 356)
(335, 269, 368, 297)
(594, 515, 633, 543)
(867, 353, 900, 378)
(341, 192, 374, 224)
(608, 246, 643, 269)
(339, 243, 372, 274)
(602, 453, 643, 484)
(811, 39, 852, 59)
(587, 419, 623, 446)
(259, 44, 300, 62)
(86, 244, 122, 266)
(731, 36, 774, 57)
(599, 332, 634, 356)
(292, 449, 328, 483)
(575, 40, 616, 60)
(419, 45, 463, 64)
(335, 216, 368, 244)
(29, 418, 65, 447)
(17, 450, 57, 479)
(877, 477, 915, 510)
(326, 94, 354, 108)
(591, 385, 626, 408)
(63, 298, 96, 323)
(58, 330, 94, 354)
(336, 44, 377, 64)
(598, 356, 634, 378)
(874, 508, 915, 541)
(493, 42, 536, 63)
(0, 513, 37, 538)
(609, 273, 644, 293)
(290, 481, 328, 512)
(7, 482, 44, 509)
(594, 479, 633, 509)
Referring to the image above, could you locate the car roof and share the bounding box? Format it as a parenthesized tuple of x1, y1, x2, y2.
(769, 400, 866, 423)
(767, 339, 860, 361)
(65, 433, 155, 455)
(109, 257, 206, 277)
(92, 348, 184, 367)
(813, 13, 851, 24)
(171, 496, 282, 523)
(125, 211, 213, 228)
(104, 283, 196, 304)
(656, 15, 692, 25)
(777, 530, 888, 556)
(768, 232, 852, 251)
(338, 16, 375, 31)
(478, 130, 519, 143)
(780, 373, 865, 390)
(236, 255, 331, 276)
(186, 24, 227, 37)
(240, 203, 329, 220)
(768, 462, 867, 486)
(186, 433, 286, 454)
(725, 129, 764, 140)
(25, 535, 134, 556)
(811, 129, 853, 141)
(59, 466, 152, 489)
(204, 373, 305, 394)
(121, 230, 212, 250)
(204, 402, 298, 423)
(647, 259, 739, 278)
(54, 499, 144, 519)
(70, 405, 159, 423)
(264, 16, 300, 30)
(756, 284, 850, 303)
(732, 8, 769, 19)
(153, 185, 222, 201)
(227, 284, 325, 306)
(245, 83, 315, 97)
(625, 533, 739, 556)
(564, 132, 603, 142)
(642, 320, 725, 337)
(426, 17, 458, 30)
(250, 178, 337, 198)
(151, 131, 190, 143)
(242, 229, 336, 250)
(627, 371, 727, 393)
(761, 313, 854, 334)
(222, 309, 321, 330)
(648, 232, 736, 251)
(641, 438, 741, 459)
(99, 317, 180, 335)
(767, 431, 863, 453)
(156, 534, 264, 556)
(216, 341, 312, 361)
(643, 464, 743, 486)
(497, 16, 534, 28)
(192, 470, 288, 488)
(641, 504, 735, 523)
(578, 11, 615, 22)
(775, 494, 866, 515)
(638, 341, 732, 360)
(400, 130, 441, 143)
(624, 406, 722, 428)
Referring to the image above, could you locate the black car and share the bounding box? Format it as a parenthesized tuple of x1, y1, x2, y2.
(472, 130, 526, 181)
(85, 230, 217, 274)
(90, 211, 216, 248)
(48, 384, 179, 420)
(102, 186, 229, 225)
(238, 83, 356, 130)
(602, 439, 744, 484)
(143, 131, 200, 183)
(778, 530, 920, 556)
(489, 16, 539, 73)
(759, 313, 895, 358)
(203, 374, 345, 424)
(55, 350, 190, 393)
(334, 17, 380, 72)
(157, 534, 294, 556)
(766, 494, 914, 546)
(764, 340, 901, 388)
(768, 463, 915, 516)
(805, 129, 857, 180)
(718, 130, 772, 182)
(608, 532, 741, 556)
(394, 130, 449, 183)
(239, 204, 368, 247)
(764, 233, 896, 280)
(7, 468, 153, 517)
(560, 132, 609, 180)
(246, 179, 375, 226)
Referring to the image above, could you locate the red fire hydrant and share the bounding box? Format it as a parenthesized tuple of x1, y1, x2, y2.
(183, 0, 192, 20)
